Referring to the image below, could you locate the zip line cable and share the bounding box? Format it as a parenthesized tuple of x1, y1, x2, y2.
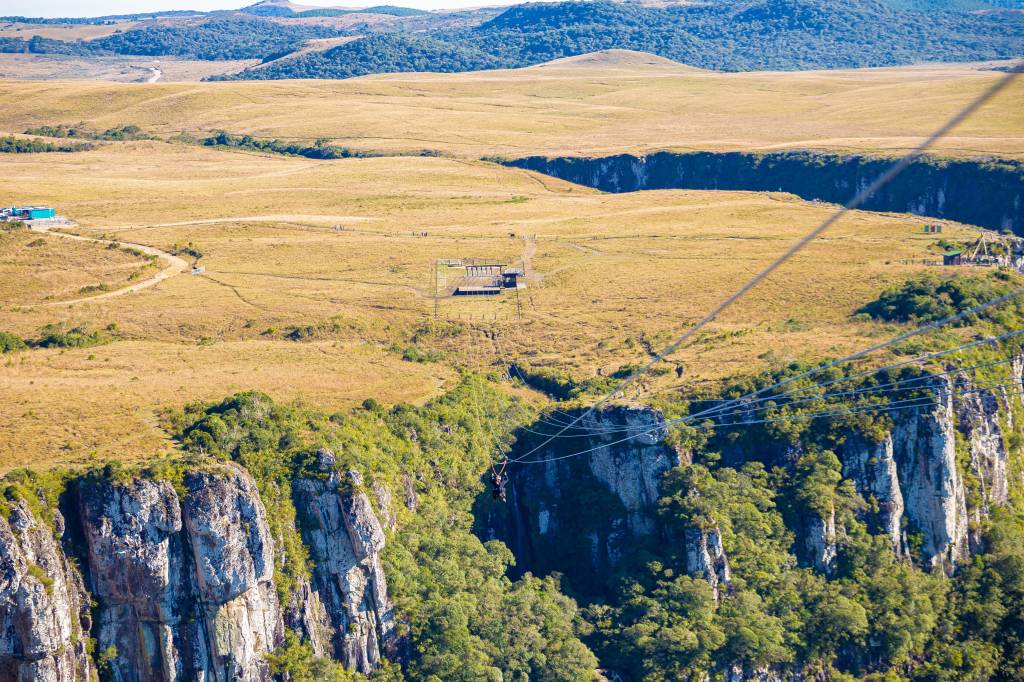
(514, 325, 1024, 444)
(682, 290, 1024, 425)
(514, 355, 1021, 439)
(514, 381, 1024, 466)
(509, 67, 1021, 464)
(690, 325, 1024, 425)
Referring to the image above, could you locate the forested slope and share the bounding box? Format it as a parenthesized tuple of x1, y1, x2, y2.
(4, 0, 1022, 77)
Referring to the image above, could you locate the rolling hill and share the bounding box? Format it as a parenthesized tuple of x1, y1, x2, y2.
(2, 0, 1022, 77)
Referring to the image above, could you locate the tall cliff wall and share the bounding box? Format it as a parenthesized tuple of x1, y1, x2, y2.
(485, 364, 1019, 597)
(0, 458, 397, 682)
(505, 152, 1024, 234)
(479, 406, 682, 596)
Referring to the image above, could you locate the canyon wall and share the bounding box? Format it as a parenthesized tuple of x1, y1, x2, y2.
(488, 364, 1020, 592)
(0, 456, 395, 682)
(505, 152, 1024, 234)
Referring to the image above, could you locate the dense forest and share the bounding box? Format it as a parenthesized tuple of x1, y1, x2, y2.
(225, 34, 500, 80)
(0, 16, 342, 61)
(239, 2, 428, 18)
(222, 0, 1024, 78)
(4, 0, 1022, 76)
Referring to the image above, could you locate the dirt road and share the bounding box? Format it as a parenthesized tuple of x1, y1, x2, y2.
(30, 223, 189, 306)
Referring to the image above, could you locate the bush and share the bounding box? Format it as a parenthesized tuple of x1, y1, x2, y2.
(857, 272, 1023, 326)
(0, 331, 28, 353)
(0, 135, 95, 153)
(33, 323, 115, 349)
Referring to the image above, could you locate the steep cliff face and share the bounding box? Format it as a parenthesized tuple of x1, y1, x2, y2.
(292, 449, 395, 673)
(685, 526, 732, 599)
(0, 454, 400, 681)
(506, 152, 1024, 234)
(0, 500, 91, 682)
(76, 464, 282, 682)
(841, 433, 907, 557)
(483, 406, 682, 594)
(836, 372, 1017, 574)
(489, 366, 1017, 596)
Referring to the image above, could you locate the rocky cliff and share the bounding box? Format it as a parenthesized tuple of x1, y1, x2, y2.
(486, 365, 1018, 597)
(505, 152, 1024, 234)
(480, 405, 683, 595)
(0, 457, 397, 681)
(0, 500, 91, 682)
(292, 449, 395, 673)
(77, 465, 283, 682)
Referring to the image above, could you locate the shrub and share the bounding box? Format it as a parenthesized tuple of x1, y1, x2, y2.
(857, 272, 1023, 326)
(33, 323, 115, 349)
(0, 331, 28, 353)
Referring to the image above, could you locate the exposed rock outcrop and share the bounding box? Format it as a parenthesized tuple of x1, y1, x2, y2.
(836, 370, 1016, 574)
(685, 526, 731, 599)
(486, 406, 682, 594)
(76, 464, 282, 681)
(0, 500, 91, 682)
(842, 433, 907, 556)
(805, 504, 839, 575)
(292, 449, 395, 673)
(506, 151, 1024, 234)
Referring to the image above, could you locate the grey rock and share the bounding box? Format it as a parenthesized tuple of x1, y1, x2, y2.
(292, 451, 395, 672)
(0, 500, 91, 682)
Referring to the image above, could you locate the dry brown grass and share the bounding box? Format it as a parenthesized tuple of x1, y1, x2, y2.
(0, 20, 138, 41)
(0, 58, 1015, 472)
(0, 229, 155, 306)
(0, 54, 260, 82)
(0, 340, 453, 472)
(0, 56, 1019, 158)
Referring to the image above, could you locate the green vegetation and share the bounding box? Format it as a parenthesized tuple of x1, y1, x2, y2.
(0, 136, 95, 153)
(223, 0, 1024, 79)
(509, 362, 663, 401)
(167, 379, 596, 679)
(582, 459, 948, 679)
(24, 124, 155, 142)
(240, 2, 428, 18)
(26, 562, 55, 595)
(201, 131, 384, 160)
(267, 632, 358, 682)
(0, 16, 342, 61)
(33, 323, 117, 349)
(858, 271, 1024, 326)
(9, 0, 1020, 75)
(0, 331, 28, 353)
(219, 34, 499, 80)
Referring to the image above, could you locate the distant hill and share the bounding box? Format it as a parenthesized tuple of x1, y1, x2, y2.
(239, 1, 428, 17)
(3, 0, 1022, 75)
(217, 0, 1024, 78)
(0, 16, 341, 61)
(881, 0, 1024, 8)
(219, 33, 498, 79)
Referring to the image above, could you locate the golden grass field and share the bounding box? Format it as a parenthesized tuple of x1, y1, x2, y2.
(0, 55, 1019, 471)
(0, 55, 261, 82)
(0, 20, 139, 41)
(1, 53, 1020, 158)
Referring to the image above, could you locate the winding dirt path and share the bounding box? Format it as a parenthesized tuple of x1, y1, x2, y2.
(30, 223, 189, 306)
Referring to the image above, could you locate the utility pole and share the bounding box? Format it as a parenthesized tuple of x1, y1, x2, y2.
(514, 282, 523, 321)
(433, 259, 439, 320)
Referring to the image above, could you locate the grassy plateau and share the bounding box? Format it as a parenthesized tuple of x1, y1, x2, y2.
(0, 54, 1019, 471)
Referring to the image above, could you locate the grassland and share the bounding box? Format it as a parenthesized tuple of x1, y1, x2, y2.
(0, 54, 1020, 158)
(0, 20, 138, 41)
(0, 56, 1017, 471)
(0, 54, 260, 82)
